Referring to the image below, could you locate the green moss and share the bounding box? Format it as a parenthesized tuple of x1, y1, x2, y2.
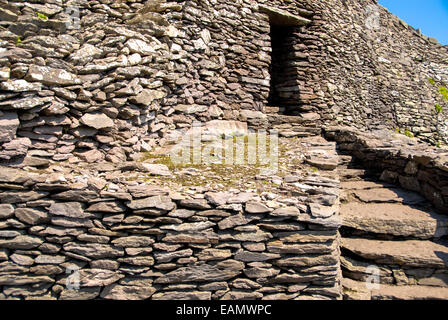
(16, 36, 21, 45)
(36, 12, 48, 21)
(404, 128, 414, 138)
(435, 104, 443, 114)
(395, 128, 414, 138)
(439, 86, 448, 101)
(428, 78, 436, 85)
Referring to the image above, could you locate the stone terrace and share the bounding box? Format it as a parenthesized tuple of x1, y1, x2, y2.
(0, 136, 343, 300)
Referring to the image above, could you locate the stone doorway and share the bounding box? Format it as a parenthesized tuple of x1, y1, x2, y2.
(261, 5, 312, 116)
(268, 25, 299, 115)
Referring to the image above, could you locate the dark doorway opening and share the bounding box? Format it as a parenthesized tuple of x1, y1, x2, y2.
(268, 25, 302, 115)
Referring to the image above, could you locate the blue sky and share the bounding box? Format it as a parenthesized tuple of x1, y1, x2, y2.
(378, 0, 448, 45)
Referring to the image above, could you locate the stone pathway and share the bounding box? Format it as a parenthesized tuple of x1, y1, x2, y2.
(339, 154, 448, 300)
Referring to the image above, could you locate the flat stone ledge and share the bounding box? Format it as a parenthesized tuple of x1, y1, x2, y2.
(258, 5, 312, 26)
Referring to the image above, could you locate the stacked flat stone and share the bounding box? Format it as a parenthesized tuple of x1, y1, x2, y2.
(0, 158, 342, 300)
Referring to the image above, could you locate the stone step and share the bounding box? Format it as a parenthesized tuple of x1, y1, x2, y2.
(338, 168, 369, 181)
(267, 113, 315, 125)
(344, 186, 426, 206)
(341, 238, 448, 269)
(342, 278, 448, 300)
(341, 202, 448, 239)
(277, 127, 321, 138)
(338, 155, 355, 166)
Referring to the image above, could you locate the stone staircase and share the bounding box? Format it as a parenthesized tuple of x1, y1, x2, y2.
(264, 106, 322, 138)
(337, 153, 448, 300)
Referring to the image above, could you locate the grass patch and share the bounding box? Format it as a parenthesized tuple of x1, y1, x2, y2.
(36, 12, 48, 21)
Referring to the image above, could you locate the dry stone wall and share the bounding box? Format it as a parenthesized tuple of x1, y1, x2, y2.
(301, 0, 448, 144)
(1, 0, 448, 165)
(1, 0, 448, 301)
(0, 0, 179, 166)
(325, 126, 448, 214)
(0, 153, 342, 300)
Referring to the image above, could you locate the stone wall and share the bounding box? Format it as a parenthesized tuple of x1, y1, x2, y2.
(301, 0, 448, 144)
(325, 126, 448, 214)
(1, 0, 448, 166)
(0, 0, 179, 166)
(0, 162, 341, 300)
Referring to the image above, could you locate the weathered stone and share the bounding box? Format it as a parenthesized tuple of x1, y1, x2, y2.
(0, 191, 48, 204)
(162, 232, 219, 244)
(179, 199, 212, 210)
(10, 253, 34, 266)
(0, 275, 54, 286)
(0, 112, 19, 143)
(80, 269, 124, 287)
(341, 202, 448, 239)
(59, 287, 101, 300)
(205, 192, 231, 206)
(197, 210, 231, 217)
(51, 216, 94, 228)
(197, 249, 232, 261)
(352, 188, 425, 205)
(90, 260, 120, 270)
(87, 202, 126, 213)
(342, 238, 448, 268)
(142, 163, 172, 176)
(25, 65, 80, 86)
(221, 291, 263, 300)
(30, 265, 64, 276)
(275, 231, 337, 243)
(160, 221, 215, 232)
(267, 241, 335, 255)
(245, 202, 272, 214)
(0, 204, 15, 219)
(76, 150, 105, 163)
(234, 250, 280, 262)
(174, 104, 208, 114)
(309, 204, 336, 218)
(14, 208, 49, 225)
(218, 213, 256, 230)
(271, 207, 301, 217)
(80, 113, 114, 130)
(154, 249, 193, 263)
(152, 291, 211, 300)
(101, 281, 156, 300)
(118, 256, 154, 266)
(63, 243, 125, 259)
(48, 202, 93, 219)
(69, 44, 103, 65)
(0, 79, 41, 92)
(112, 236, 155, 248)
(274, 254, 338, 268)
(227, 193, 256, 204)
(126, 39, 157, 56)
(35, 255, 66, 264)
(222, 229, 272, 242)
(52, 190, 98, 202)
(127, 196, 175, 211)
(130, 89, 166, 106)
(0, 235, 43, 249)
